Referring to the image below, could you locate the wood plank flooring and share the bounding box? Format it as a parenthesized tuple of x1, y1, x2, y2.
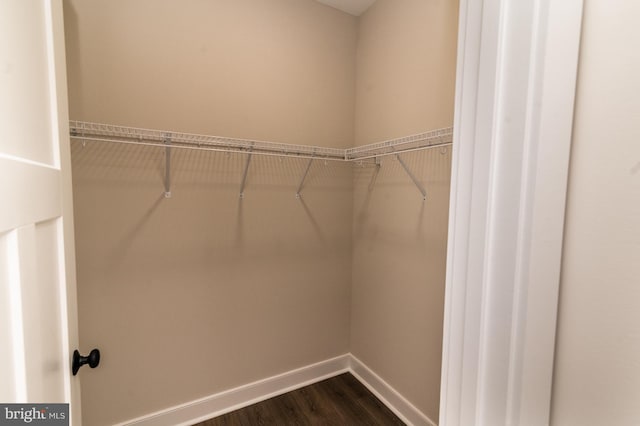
(193, 373, 406, 425)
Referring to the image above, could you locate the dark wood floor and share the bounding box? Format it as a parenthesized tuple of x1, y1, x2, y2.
(193, 373, 406, 426)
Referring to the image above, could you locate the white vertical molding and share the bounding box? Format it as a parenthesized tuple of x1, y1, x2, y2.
(508, 2, 584, 424)
(440, 0, 583, 425)
(439, 0, 504, 424)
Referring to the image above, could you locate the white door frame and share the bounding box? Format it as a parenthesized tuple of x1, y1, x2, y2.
(440, 1, 584, 425)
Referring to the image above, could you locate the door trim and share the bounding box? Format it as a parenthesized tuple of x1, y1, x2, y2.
(440, 0, 584, 424)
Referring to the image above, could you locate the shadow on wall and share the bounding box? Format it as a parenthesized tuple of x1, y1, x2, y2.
(352, 146, 452, 246)
(111, 193, 165, 269)
(70, 139, 352, 267)
(70, 136, 355, 425)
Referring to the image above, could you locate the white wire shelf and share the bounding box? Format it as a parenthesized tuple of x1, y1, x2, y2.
(69, 121, 347, 161)
(69, 121, 453, 162)
(69, 120, 453, 200)
(345, 127, 454, 161)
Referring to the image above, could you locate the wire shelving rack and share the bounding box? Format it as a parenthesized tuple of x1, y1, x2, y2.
(69, 120, 453, 199)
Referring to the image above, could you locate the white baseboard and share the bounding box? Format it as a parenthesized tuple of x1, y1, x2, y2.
(117, 354, 350, 426)
(349, 355, 438, 426)
(117, 353, 436, 426)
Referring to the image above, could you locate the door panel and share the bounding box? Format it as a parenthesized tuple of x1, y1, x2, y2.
(0, 0, 80, 422)
(0, 0, 56, 165)
(24, 220, 66, 402)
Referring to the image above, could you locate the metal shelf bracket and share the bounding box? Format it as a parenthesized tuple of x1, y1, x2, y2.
(369, 157, 381, 192)
(164, 133, 172, 198)
(396, 154, 426, 201)
(295, 158, 314, 199)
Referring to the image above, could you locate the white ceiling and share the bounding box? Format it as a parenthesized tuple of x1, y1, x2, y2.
(314, 0, 377, 16)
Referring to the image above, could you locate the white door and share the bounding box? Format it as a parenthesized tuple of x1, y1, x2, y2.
(0, 0, 81, 423)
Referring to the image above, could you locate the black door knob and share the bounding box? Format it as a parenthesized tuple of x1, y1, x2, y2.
(72, 349, 100, 376)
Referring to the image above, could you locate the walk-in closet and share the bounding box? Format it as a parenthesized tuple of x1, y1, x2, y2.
(64, 0, 459, 424)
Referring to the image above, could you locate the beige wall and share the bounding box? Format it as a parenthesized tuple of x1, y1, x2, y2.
(551, 1, 640, 425)
(354, 0, 458, 145)
(65, 0, 356, 148)
(351, 0, 458, 421)
(64, 1, 356, 424)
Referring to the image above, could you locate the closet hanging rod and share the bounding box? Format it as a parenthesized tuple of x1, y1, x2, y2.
(69, 121, 454, 162)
